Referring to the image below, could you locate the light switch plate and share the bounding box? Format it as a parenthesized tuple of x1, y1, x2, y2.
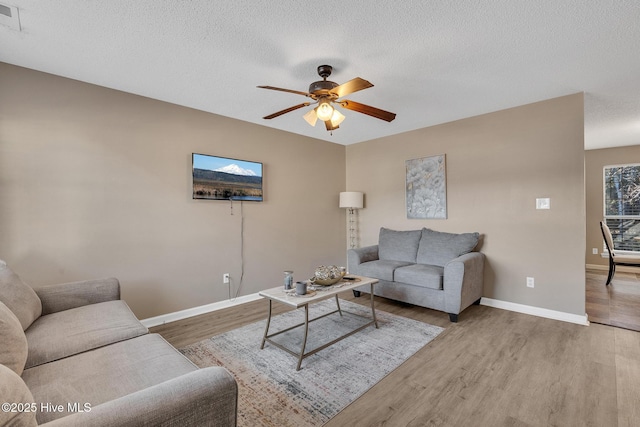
(536, 198, 550, 209)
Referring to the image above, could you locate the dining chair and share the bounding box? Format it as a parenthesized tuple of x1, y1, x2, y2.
(600, 221, 640, 285)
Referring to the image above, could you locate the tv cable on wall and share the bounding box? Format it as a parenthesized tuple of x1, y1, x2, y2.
(228, 197, 245, 301)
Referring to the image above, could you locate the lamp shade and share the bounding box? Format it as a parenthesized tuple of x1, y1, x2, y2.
(339, 192, 364, 209)
(303, 108, 318, 126)
(330, 109, 345, 127)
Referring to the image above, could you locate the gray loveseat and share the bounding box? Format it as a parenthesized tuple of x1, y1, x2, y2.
(348, 227, 485, 322)
(0, 260, 237, 426)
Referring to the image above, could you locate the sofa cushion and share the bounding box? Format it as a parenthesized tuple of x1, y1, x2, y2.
(378, 228, 422, 263)
(416, 228, 479, 267)
(25, 300, 148, 369)
(394, 264, 444, 290)
(0, 364, 37, 427)
(0, 301, 28, 375)
(0, 260, 42, 330)
(358, 260, 413, 282)
(22, 334, 198, 424)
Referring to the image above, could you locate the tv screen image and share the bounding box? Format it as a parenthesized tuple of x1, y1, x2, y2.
(192, 153, 263, 201)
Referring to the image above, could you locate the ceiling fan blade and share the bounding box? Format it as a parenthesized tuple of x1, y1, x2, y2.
(339, 100, 396, 122)
(330, 77, 374, 98)
(324, 120, 339, 131)
(263, 102, 310, 120)
(257, 85, 311, 97)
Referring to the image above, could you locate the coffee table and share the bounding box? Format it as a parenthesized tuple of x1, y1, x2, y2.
(258, 275, 379, 370)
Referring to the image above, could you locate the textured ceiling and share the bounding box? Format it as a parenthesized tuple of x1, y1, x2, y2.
(1, 1, 639, 148)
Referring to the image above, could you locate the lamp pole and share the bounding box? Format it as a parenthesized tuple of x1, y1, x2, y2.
(347, 207, 357, 249)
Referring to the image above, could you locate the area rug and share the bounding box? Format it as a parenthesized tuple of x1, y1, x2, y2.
(180, 300, 443, 427)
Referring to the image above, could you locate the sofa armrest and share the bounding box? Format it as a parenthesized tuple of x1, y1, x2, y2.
(35, 278, 121, 315)
(40, 367, 238, 427)
(443, 252, 485, 315)
(347, 245, 379, 274)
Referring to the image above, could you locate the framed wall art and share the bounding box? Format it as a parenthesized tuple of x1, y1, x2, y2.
(406, 154, 447, 219)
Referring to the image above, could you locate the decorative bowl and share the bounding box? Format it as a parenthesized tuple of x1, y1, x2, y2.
(310, 265, 346, 286)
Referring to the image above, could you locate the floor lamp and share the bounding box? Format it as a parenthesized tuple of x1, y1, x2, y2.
(340, 192, 364, 249)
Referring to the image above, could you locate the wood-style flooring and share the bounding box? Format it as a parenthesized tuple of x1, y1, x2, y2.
(152, 290, 640, 426)
(587, 268, 640, 332)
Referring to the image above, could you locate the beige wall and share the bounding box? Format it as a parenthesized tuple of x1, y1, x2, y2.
(585, 145, 640, 267)
(347, 94, 586, 315)
(0, 62, 588, 319)
(0, 63, 346, 319)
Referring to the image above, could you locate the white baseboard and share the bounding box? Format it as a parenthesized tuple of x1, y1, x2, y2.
(141, 293, 262, 328)
(480, 298, 589, 326)
(586, 263, 640, 273)
(142, 293, 591, 329)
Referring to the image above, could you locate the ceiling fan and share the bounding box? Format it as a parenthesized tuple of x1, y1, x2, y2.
(258, 65, 396, 132)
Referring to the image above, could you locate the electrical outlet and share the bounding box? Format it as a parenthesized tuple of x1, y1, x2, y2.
(223, 273, 230, 284)
(526, 277, 535, 288)
(592, 248, 598, 255)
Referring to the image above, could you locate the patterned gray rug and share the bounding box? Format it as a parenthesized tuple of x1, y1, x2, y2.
(180, 299, 443, 427)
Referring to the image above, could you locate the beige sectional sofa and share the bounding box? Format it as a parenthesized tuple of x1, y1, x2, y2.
(0, 260, 237, 426)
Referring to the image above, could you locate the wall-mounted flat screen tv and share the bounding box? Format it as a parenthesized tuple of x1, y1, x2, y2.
(192, 153, 263, 201)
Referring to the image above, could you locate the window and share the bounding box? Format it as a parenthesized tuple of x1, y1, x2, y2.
(604, 164, 640, 252)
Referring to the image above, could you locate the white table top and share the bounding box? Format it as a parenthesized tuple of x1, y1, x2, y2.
(258, 275, 378, 308)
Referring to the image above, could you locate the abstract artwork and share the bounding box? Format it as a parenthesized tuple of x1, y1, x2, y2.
(406, 155, 447, 219)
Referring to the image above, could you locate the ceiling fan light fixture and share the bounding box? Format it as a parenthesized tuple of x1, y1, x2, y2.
(303, 108, 318, 126)
(316, 100, 334, 121)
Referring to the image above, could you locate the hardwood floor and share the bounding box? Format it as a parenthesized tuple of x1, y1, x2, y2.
(587, 268, 640, 332)
(152, 292, 640, 426)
